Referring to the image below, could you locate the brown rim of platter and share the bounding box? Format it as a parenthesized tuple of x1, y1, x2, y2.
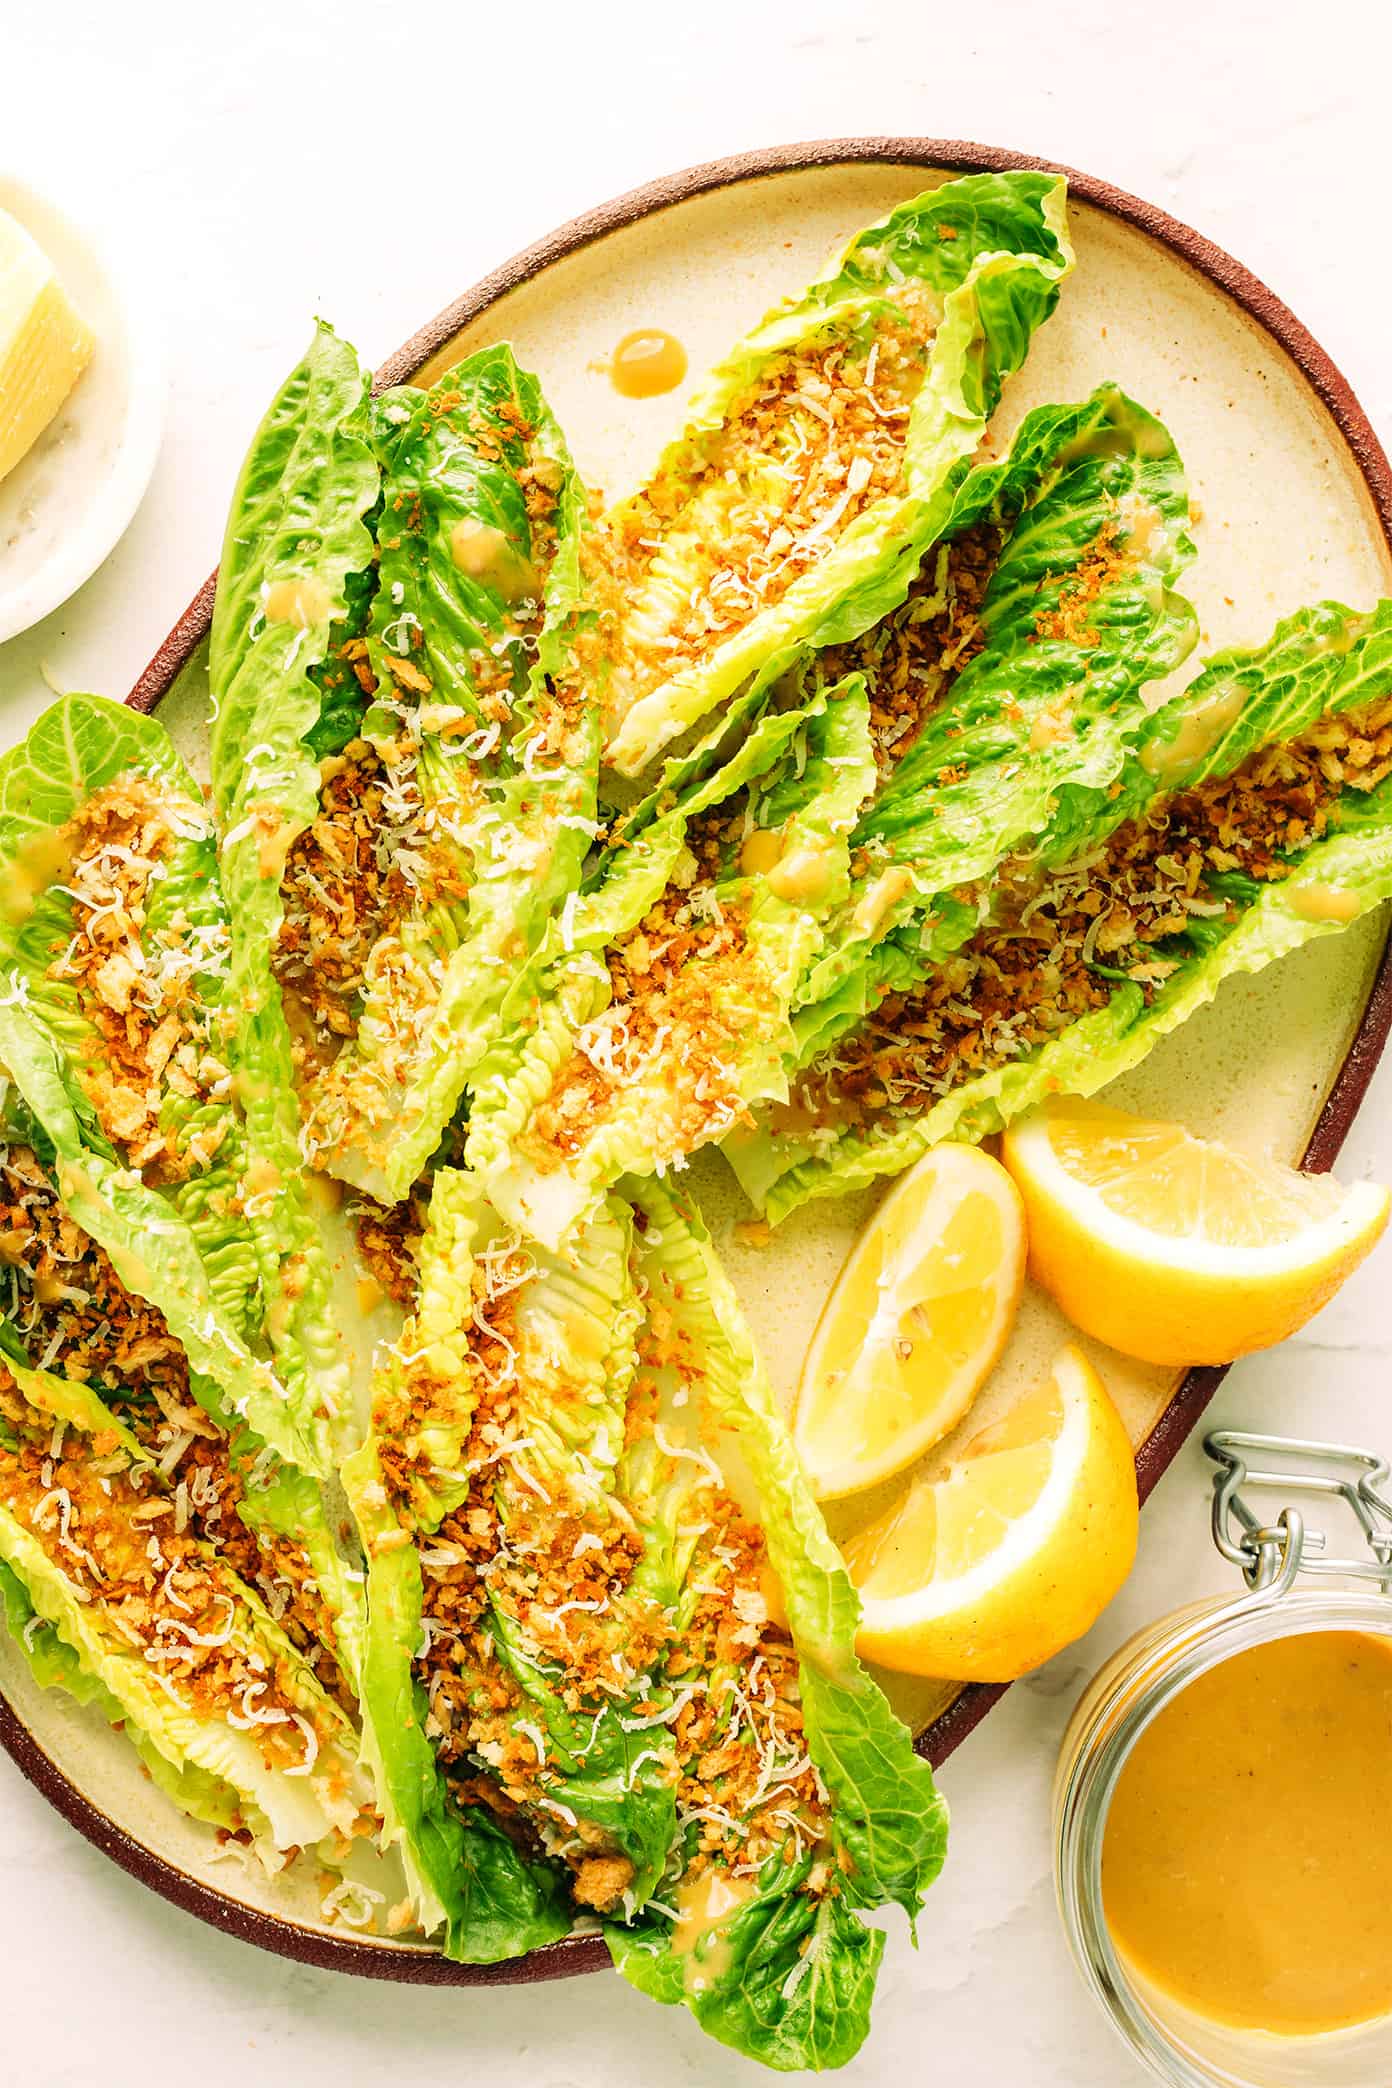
(4, 135, 1386, 1987)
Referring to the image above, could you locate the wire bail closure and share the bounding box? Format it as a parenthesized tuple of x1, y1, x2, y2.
(1205, 1431, 1392, 1597)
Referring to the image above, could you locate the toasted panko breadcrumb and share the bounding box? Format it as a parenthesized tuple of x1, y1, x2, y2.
(0, 1383, 340, 1772)
(819, 523, 1004, 773)
(45, 777, 232, 1181)
(522, 798, 776, 1173)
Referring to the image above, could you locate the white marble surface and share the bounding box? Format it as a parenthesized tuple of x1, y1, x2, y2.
(4, 4, 1392, 2081)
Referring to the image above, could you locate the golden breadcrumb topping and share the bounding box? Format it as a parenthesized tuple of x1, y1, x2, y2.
(819, 523, 1004, 772)
(0, 1379, 341, 1776)
(349, 1190, 425, 1308)
(522, 801, 776, 1172)
(276, 738, 467, 1047)
(44, 777, 231, 1181)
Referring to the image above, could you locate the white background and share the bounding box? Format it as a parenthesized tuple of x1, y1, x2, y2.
(5, 4, 1392, 2082)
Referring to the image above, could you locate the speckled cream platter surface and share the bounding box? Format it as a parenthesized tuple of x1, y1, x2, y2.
(4, 142, 1391, 1984)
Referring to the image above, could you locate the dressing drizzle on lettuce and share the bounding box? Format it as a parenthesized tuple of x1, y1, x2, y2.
(284, 348, 597, 1204)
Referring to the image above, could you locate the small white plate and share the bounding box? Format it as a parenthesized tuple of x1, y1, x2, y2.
(0, 175, 166, 643)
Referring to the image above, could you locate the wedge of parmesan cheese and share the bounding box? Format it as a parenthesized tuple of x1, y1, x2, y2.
(0, 206, 95, 486)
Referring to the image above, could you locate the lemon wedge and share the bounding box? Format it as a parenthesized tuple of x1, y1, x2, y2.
(1001, 1099, 1390, 1366)
(847, 1344, 1137, 1681)
(794, 1143, 1026, 1500)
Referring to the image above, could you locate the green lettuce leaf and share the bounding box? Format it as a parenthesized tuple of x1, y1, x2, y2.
(346, 1166, 676, 1947)
(0, 1360, 368, 1858)
(465, 681, 875, 1248)
(297, 348, 598, 1204)
(603, 1182, 946, 2069)
(0, 692, 324, 1470)
(599, 169, 1074, 774)
(207, 322, 378, 1460)
(733, 598, 1392, 1218)
(343, 1431, 571, 1958)
(0, 689, 376, 1819)
(791, 384, 1199, 1023)
(609, 1850, 883, 2073)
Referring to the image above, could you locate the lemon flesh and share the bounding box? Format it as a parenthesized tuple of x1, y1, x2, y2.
(795, 1143, 1025, 1500)
(847, 1345, 1137, 1682)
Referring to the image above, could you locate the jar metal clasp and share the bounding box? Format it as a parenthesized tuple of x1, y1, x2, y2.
(1205, 1429, 1392, 1598)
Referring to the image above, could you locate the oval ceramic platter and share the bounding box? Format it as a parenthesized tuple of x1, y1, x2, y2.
(3, 140, 1391, 1984)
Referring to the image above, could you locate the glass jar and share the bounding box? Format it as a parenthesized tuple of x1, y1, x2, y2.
(1052, 1431, 1392, 2088)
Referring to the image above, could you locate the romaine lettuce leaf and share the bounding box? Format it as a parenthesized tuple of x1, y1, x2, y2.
(0, 690, 377, 1812)
(597, 170, 1074, 773)
(295, 348, 598, 1204)
(0, 1557, 245, 1829)
(0, 692, 326, 1470)
(0, 1359, 368, 1858)
(207, 322, 378, 1460)
(732, 599, 1392, 1218)
(791, 384, 1199, 1023)
(346, 1166, 675, 1946)
(465, 681, 875, 1248)
(603, 1182, 946, 2069)
(344, 1429, 571, 1958)
(609, 1851, 883, 2073)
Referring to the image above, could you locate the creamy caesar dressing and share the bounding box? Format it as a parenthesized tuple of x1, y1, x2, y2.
(852, 865, 913, 938)
(263, 574, 333, 628)
(1289, 882, 1360, 923)
(1029, 699, 1075, 751)
(767, 843, 835, 905)
(448, 518, 538, 603)
(1, 825, 72, 924)
(1103, 1630, 1392, 2036)
(739, 826, 785, 876)
(1114, 490, 1166, 556)
(671, 1867, 756, 1994)
(609, 328, 688, 399)
(1139, 684, 1244, 782)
